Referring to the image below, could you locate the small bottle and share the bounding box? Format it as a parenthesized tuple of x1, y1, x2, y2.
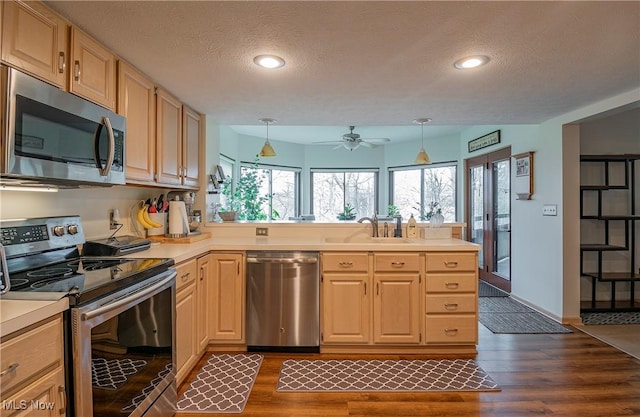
(407, 213, 418, 238)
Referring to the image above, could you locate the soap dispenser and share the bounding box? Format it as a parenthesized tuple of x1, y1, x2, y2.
(407, 213, 418, 238)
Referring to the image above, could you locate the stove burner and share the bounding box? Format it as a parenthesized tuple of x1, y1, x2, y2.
(27, 267, 73, 279)
(31, 277, 71, 289)
(9, 278, 29, 287)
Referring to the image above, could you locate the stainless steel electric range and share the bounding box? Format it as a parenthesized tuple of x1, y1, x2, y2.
(0, 216, 177, 417)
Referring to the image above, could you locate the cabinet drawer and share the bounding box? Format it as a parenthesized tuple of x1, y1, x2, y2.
(0, 315, 63, 395)
(374, 253, 420, 272)
(175, 259, 197, 290)
(426, 294, 476, 314)
(426, 273, 477, 293)
(323, 253, 369, 272)
(425, 315, 477, 344)
(425, 252, 476, 272)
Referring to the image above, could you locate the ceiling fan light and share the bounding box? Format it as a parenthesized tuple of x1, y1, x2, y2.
(414, 148, 431, 164)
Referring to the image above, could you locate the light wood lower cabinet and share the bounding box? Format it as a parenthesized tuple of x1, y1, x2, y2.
(175, 259, 198, 386)
(322, 273, 370, 344)
(0, 314, 66, 417)
(209, 253, 245, 343)
(322, 252, 421, 346)
(196, 253, 211, 353)
(425, 252, 478, 345)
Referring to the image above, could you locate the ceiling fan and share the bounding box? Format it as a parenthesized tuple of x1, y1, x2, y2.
(313, 126, 391, 151)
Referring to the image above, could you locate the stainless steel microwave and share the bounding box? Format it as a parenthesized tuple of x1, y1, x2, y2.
(1, 65, 126, 187)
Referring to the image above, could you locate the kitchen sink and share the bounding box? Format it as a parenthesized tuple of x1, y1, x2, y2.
(324, 236, 414, 244)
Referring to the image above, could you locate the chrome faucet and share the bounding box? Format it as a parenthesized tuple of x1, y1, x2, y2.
(358, 212, 379, 237)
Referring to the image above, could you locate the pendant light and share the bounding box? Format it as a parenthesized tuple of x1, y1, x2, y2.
(413, 118, 432, 164)
(259, 118, 276, 157)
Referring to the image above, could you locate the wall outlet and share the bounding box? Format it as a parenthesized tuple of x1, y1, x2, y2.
(256, 227, 269, 236)
(542, 204, 557, 216)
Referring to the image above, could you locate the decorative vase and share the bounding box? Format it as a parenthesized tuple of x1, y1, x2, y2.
(430, 212, 444, 228)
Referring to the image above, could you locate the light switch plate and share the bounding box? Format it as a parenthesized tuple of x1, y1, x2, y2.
(542, 204, 557, 216)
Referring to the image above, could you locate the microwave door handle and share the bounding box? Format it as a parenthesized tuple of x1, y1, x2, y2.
(98, 116, 115, 176)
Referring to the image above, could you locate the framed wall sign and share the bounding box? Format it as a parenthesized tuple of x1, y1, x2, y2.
(512, 151, 534, 200)
(468, 130, 500, 153)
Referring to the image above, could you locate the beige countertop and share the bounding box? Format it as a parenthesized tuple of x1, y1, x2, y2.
(130, 236, 480, 264)
(0, 234, 477, 337)
(0, 298, 69, 338)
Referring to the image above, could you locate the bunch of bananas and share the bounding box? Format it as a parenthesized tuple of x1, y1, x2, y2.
(137, 202, 163, 229)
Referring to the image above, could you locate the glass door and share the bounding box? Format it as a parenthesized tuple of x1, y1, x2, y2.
(465, 147, 512, 292)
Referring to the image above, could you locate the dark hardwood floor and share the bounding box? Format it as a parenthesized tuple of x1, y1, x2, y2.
(176, 325, 640, 417)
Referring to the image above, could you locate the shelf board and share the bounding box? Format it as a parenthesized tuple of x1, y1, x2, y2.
(581, 215, 640, 220)
(580, 185, 628, 190)
(580, 243, 628, 251)
(582, 272, 640, 282)
(580, 154, 640, 162)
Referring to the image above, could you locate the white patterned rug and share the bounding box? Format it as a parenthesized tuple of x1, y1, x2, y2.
(276, 359, 500, 392)
(91, 358, 147, 390)
(176, 353, 263, 413)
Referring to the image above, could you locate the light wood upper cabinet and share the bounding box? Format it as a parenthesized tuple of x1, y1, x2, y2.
(1, 0, 68, 88)
(117, 61, 156, 184)
(156, 87, 183, 186)
(209, 253, 245, 343)
(182, 105, 201, 188)
(69, 26, 116, 110)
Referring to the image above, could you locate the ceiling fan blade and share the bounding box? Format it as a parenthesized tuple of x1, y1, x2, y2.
(361, 138, 391, 144)
(312, 140, 347, 145)
(360, 141, 374, 148)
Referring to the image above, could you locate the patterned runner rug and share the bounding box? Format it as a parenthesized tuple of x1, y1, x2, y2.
(176, 353, 263, 413)
(479, 297, 572, 334)
(276, 359, 500, 392)
(581, 312, 640, 325)
(91, 358, 147, 390)
(479, 281, 509, 297)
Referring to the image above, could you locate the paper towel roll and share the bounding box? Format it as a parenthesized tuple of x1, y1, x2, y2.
(168, 201, 189, 237)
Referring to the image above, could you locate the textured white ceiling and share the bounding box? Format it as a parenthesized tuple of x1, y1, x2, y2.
(46, 1, 640, 144)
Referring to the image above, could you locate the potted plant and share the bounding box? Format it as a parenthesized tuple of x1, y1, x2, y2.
(337, 203, 356, 220)
(387, 204, 400, 217)
(220, 157, 270, 221)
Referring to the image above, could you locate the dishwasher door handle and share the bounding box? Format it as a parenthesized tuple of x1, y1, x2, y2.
(246, 256, 318, 264)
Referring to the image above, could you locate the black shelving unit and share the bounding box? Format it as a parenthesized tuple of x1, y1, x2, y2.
(580, 154, 640, 312)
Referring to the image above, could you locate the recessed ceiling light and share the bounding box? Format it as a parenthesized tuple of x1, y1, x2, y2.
(454, 55, 490, 70)
(253, 54, 286, 69)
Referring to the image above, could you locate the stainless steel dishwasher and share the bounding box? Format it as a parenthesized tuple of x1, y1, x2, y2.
(246, 251, 320, 352)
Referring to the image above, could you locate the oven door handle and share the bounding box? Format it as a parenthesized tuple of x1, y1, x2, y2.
(80, 271, 175, 321)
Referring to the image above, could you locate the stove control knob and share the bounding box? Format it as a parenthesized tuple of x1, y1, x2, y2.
(67, 224, 79, 235)
(52, 225, 65, 237)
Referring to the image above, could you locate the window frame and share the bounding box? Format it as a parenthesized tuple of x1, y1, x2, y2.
(388, 161, 458, 221)
(310, 167, 380, 219)
(239, 160, 302, 220)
